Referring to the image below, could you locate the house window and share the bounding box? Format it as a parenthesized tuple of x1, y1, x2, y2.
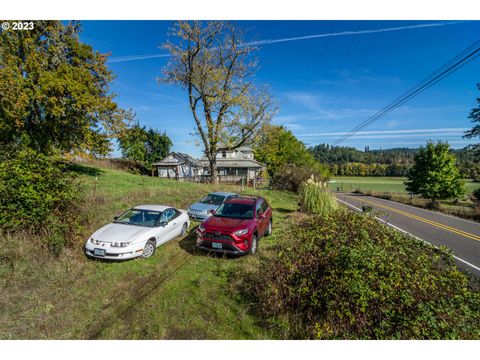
(222, 150, 227, 158)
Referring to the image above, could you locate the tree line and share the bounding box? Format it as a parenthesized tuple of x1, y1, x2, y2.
(309, 143, 479, 180)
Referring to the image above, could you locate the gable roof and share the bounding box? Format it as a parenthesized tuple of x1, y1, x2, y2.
(152, 152, 201, 167)
(177, 152, 202, 167)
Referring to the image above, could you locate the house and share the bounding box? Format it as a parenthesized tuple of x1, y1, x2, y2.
(152, 152, 202, 180)
(153, 147, 264, 184)
(199, 147, 264, 183)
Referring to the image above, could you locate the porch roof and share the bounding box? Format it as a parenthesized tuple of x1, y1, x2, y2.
(199, 159, 263, 169)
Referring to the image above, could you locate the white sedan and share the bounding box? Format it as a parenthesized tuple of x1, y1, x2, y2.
(84, 205, 190, 260)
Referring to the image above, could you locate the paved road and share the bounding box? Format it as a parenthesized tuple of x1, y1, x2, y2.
(335, 193, 480, 278)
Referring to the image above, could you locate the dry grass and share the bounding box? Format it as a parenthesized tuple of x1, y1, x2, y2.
(0, 163, 297, 339)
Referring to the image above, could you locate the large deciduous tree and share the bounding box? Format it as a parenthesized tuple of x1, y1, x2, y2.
(253, 124, 327, 177)
(118, 122, 172, 168)
(405, 141, 466, 207)
(464, 83, 480, 159)
(0, 20, 131, 156)
(159, 21, 275, 183)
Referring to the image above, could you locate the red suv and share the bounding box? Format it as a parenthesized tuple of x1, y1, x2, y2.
(195, 196, 272, 255)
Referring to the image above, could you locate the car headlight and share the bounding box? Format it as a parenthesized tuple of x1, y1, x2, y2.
(233, 228, 248, 236)
(111, 242, 130, 247)
(198, 224, 205, 232)
(90, 238, 100, 245)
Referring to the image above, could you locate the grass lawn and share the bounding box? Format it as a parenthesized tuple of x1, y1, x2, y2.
(328, 176, 480, 194)
(0, 163, 297, 339)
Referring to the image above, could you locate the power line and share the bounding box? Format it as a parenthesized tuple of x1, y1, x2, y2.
(323, 22, 363, 114)
(304, 21, 334, 121)
(333, 39, 480, 146)
(326, 21, 384, 115)
(337, 20, 409, 113)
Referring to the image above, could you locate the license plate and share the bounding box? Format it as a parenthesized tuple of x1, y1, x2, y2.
(212, 242, 222, 249)
(94, 248, 106, 256)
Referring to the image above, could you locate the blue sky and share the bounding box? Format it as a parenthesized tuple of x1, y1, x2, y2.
(79, 20, 480, 157)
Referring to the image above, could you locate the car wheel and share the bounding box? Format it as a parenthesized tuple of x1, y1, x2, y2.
(265, 219, 272, 236)
(249, 234, 258, 255)
(180, 223, 188, 237)
(142, 240, 156, 259)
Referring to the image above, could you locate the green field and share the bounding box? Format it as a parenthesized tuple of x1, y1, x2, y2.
(0, 163, 297, 339)
(328, 176, 480, 195)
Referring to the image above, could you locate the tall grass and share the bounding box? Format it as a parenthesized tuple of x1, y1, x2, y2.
(299, 182, 338, 216)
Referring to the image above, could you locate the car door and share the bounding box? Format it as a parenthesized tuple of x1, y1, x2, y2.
(169, 209, 184, 238)
(156, 209, 176, 245)
(255, 199, 267, 235)
(165, 208, 182, 241)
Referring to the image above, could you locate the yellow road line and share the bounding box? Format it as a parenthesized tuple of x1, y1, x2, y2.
(345, 195, 480, 242)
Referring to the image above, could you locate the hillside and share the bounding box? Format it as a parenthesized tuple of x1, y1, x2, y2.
(0, 163, 297, 339)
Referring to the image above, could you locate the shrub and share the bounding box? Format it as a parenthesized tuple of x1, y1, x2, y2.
(0, 146, 82, 253)
(237, 210, 480, 339)
(299, 182, 337, 216)
(271, 163, 328, 193)
(472, 188, 480, 205)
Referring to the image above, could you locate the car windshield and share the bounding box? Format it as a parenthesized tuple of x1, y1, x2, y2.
(214, 202, 254, 219)
(200, 194, 225, 205)
(114, 209, 162, 228)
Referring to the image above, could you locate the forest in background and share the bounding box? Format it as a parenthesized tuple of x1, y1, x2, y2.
(309, 144, 479, 179)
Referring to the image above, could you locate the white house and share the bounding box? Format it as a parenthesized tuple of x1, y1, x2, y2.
(153, 147, 264, 183)
(152, 152, 202, 180)
(199, 147, 264, 183)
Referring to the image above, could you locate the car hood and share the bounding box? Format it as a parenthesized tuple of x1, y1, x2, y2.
(91, 223, 153, 243)
(189, 202, 219, 213)
(203, 216, 252, 232)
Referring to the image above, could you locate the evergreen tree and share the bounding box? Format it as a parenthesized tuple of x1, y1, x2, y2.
(464, 83, 480, 159)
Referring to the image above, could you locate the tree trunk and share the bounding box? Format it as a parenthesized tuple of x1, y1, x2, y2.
(209, 160, 218, 185)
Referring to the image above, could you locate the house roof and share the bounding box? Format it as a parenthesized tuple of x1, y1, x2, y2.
(236, 146, 253, 153)
(152, 152, 201, 167)
(177, 152, 202, 167)
(198, 159, 263, 168)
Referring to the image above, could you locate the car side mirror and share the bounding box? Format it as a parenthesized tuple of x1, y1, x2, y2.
(259, 213, 266, 219)
(159, 221, 168, 227)
(210, 209, 216, 214)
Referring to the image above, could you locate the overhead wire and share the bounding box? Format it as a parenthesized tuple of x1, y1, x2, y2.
(333, 39, 480, 145)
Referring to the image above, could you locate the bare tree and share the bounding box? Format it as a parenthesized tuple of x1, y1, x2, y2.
(159, 21, 275, 183)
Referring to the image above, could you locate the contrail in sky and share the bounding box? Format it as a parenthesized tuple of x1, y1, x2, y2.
(107, 21, 468, 63)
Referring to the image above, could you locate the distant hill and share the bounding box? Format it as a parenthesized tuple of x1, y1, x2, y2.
(309, 144, 476, 165)
(309, 144, 479, 178)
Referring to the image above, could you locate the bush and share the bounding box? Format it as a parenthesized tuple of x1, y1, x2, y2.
(299, 182, 337, 216)
(472, 188, 480, 205)
(0, 146, 82, 253)
(237, 210, 480, 339)
(271, 163, 328, 193)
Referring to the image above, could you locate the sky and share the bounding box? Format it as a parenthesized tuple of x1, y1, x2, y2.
(79, 20, 480, 157)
